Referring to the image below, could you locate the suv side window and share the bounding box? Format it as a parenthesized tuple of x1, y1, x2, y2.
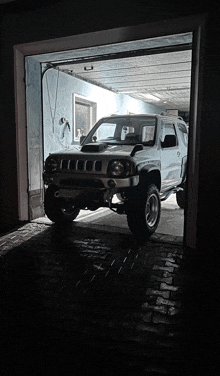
(177, 122, 188, 146)
(161, 121, 178, 147)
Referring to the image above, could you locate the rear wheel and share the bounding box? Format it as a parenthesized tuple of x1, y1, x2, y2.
(176, 183, 186, 209)
(44, 186, 80, 223)
(127, 184, 161, 239)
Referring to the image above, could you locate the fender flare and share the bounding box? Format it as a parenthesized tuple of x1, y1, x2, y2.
(138, 164, 161, 190)
(140, 164, 161, 173)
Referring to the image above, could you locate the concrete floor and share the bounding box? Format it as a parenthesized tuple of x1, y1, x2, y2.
(76, 194, 184, 237)
(33, 194, 184, 240)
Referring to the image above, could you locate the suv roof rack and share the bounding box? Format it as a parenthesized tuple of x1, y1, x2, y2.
(160, 112, 183, 121)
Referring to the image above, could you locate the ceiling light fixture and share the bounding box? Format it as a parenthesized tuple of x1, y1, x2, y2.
(142, 94, 160, 101)
(84, 66, 93, 71)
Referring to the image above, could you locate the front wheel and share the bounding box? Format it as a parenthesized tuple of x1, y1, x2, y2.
(44, 186, 80, 223)
(126, 184, 161, 239)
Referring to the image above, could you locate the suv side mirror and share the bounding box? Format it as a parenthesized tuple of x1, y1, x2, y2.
(80, 136, 86, 144)
(161, 134, 176, 148)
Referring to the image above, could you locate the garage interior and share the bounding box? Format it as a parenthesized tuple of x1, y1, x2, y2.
(26, 32, 192, 238)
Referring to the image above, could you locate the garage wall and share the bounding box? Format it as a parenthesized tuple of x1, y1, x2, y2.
(26, 57, 44, 220)
(43, 68, 163, 158)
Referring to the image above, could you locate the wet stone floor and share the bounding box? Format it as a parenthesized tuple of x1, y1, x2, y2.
(0, 223, 216, 375)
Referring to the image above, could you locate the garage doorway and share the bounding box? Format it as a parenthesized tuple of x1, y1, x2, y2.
(14, 14, 205, 248)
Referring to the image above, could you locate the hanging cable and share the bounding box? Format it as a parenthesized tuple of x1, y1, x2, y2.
(45, 68, 60, 133)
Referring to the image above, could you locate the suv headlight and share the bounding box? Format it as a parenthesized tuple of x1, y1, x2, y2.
(108, 160, 135, 178)
(44, 158, 58, 173)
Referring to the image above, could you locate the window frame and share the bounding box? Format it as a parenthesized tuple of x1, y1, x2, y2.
(161, 120, 179, 148)
(72, 94, 97, 143)
(177, 122, 188, 146)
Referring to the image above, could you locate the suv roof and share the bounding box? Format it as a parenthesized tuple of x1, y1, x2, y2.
(103, 112, 185, 121)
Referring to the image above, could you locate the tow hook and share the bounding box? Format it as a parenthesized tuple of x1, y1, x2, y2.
(106, 189, 114, 209)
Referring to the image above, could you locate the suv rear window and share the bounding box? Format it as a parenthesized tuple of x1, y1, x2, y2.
(177, 123, 188, 146)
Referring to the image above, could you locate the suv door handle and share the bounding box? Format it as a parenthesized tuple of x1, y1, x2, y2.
(177, 151, 180, 157)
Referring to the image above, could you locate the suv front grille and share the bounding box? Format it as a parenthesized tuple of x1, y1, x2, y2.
(60, 159, 103, 173)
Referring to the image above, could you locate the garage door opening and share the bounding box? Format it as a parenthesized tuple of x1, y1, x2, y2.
(14, 15, 204, 248)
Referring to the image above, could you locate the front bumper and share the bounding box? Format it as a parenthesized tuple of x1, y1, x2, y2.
(43, 172, 139, 190)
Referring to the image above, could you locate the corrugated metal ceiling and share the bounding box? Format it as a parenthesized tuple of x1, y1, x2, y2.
(39, 32, 193, 112)
(58, 50, 191, 111)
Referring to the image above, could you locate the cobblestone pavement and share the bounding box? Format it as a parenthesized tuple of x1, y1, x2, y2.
(0, 222, 218, 375)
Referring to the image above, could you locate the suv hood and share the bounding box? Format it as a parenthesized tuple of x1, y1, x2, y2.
(56, 142, 150, 158)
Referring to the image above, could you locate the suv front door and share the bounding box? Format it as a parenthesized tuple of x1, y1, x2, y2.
(160, 120, 182, 191)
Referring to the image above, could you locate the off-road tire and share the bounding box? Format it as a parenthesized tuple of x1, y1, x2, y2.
(176, 183, 186, 209)
(126, 184, 161, 239)
(44, 186, 80, 223)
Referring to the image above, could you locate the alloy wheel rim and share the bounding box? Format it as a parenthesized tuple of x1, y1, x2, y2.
(145, 193, 159, 227)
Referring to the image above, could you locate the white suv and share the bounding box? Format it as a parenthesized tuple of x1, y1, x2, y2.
(43, 113, 188, 239)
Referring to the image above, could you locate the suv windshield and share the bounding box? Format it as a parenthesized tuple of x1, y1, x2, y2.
(82, 116, 157, 146)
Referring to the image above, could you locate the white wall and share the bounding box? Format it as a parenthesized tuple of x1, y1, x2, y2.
(43, 68, 164, 158)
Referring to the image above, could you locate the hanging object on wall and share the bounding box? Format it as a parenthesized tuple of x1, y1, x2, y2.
(45, 69, 60, 133)
(61, 118, 71, 138)
(54, 117, 71, 150)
